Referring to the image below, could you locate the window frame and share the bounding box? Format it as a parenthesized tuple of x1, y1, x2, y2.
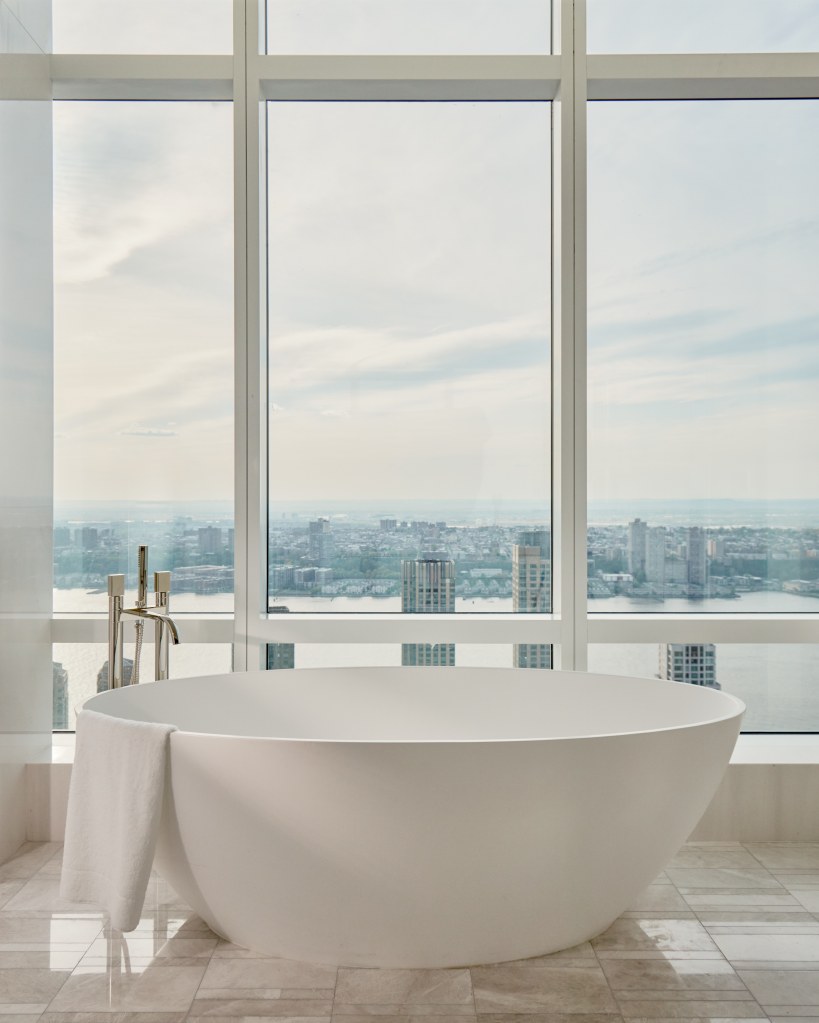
(36, 0, 819, 728)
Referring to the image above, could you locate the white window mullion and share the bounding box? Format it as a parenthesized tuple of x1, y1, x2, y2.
(552, 0, 587, 669)
(233, 0, 251, 670)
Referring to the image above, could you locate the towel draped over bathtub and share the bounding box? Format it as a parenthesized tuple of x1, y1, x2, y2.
(60, 708, 177, 931)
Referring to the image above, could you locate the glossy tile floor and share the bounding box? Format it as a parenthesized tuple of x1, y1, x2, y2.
(4, 843, 819, 1023)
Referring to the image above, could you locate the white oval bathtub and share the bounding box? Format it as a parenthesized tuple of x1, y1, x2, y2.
(85, 667, 743, 968)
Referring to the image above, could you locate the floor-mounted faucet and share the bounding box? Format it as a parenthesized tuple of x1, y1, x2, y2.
(107, 545, 180, 688)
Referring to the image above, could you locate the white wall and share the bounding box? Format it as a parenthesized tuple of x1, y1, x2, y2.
(0, 16, 53, 862)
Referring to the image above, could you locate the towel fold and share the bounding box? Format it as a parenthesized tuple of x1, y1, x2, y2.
(60, 708, 177, 931)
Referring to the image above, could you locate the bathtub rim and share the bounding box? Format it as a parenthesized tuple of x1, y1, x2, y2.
(82, 666, 746, 745)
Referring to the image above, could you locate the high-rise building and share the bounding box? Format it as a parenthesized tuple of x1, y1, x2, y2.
(660, 643, 718, 688)
(687, 527, 708, 590)
(52, 662, 69, 730)
(267, 606, 295, 669)
(401, 553, 455, 666)
(627, 518, 648, 577)
(645, 526, 666, 586)
(96, 657, 135, 691)
(309, 518, 334, 568)
(198, 525, 223, 555)
(512, 529, 551, 669)
(53, 526, 71, 548)
(266, 643, 295, 669)
(80, 526, 99, 550)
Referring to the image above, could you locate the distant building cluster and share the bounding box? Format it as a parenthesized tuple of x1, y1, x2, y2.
(626, 519, 708, 594)
(54, 507, 819, 711)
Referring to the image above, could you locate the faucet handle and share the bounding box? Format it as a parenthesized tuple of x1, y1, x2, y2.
(108, 574, 125, 598)
(154, 571, 171, 596)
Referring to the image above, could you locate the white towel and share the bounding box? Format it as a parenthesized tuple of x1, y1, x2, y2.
(60, 708, 177, 931)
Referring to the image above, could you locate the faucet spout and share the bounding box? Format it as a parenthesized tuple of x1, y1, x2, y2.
(121, 607, 180, 644)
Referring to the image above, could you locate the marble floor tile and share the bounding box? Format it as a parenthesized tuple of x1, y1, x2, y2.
(591, 920, 719, 953)
(665, 870, 783, 891)
(696, 914, 818, 925)
(600, 958, 746, 991)
(471, 964, 618, 1014)
(746, 849, 819, 871)
(2, 878, 100, 915)
(473, 1015, 620, 1023)
(614, 996, 764, 1018)
(669, 847, 764, 870)
(0, 915, 103, 946)
(0, 844, 61, 882)
(684, 894, 804, 910)
(335, 970, 472, 1007)
(33, 852, 63, 879)
(764, 1011, 819, 1018)
(712, 935, 819, 963)
(201, 956, 338, 991)
(789, 892, 819, 913)
(0, 886, 25, 912)
(595, 951, 727, 961)
(0, 966, 70, 1003)
(79, 933, 219, 966)
(0, 950, 84, 969)
(738, 970, 819, 1006)
(39, 1014, 188, 1022)
(488, 944, 598, 969)
(626, 886, 691, 913)
(333, 1016, 475, 1023)
(771, 874, 819, 888)
(46, 963, 208, 1013)
(190, 994, 334, 1015)
(19, 840, 819, 1023)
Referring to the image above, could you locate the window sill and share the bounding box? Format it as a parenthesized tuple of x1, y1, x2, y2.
(44, 731, 819, 765)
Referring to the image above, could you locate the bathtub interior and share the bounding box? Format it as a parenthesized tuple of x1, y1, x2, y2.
(85, 666, 744, 742)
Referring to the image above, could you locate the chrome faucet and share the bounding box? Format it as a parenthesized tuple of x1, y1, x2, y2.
(107, 546, 180, 689)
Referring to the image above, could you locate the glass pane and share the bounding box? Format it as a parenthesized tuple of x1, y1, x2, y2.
(267, 102, 551, 612)
(54, 102, 234, 612)
(266, 0, 550, 55)
(588, 101, 819, 613)
(267, 643, 549, 669)
(53, 1, 232, 54)
(53, 642, 234, 729)
(588, 643, 819, 732)
(588, 0, 819, 53)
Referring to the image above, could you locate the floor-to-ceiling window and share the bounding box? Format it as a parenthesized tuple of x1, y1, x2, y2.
(45, 0, 819, 730)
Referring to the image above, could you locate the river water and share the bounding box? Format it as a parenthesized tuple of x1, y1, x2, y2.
(54, 588, 819, 732)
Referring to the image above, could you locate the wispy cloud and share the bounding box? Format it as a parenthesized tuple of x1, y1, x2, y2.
(120, 426, 177, 438)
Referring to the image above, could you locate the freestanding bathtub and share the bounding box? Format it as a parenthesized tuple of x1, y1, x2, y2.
(85, 667, 743, 968)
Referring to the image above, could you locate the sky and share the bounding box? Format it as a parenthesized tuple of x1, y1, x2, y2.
(49, 1, 819, 510)
(48, 0, 819, 57)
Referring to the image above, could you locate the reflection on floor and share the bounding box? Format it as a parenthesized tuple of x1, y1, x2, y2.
(4, 841, 819, 1022)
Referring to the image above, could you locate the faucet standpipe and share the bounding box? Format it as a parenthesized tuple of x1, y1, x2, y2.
(106, 547, 179, 689)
